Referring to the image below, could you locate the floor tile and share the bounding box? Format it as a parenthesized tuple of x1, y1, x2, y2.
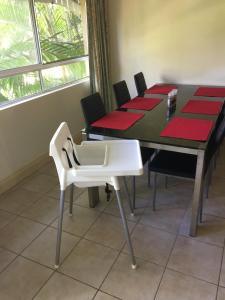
(217, 287, 225, 300)
(140, 206, 186, 233)
(22, 227, 79, 268)
(0, 187, 42, 214)
(209, 178, 225, 197)
(38, 162, 57, 177)
(155, 269, 217, 300)
(21, 173, 58, 194)
(213, 167, 225, 180)
(0, 256, 52, 300)
(85, 213, 135, 250)
(75, 189, 112, 212)
(94, 291, 119, 300)
(205, 195, 225, 219)
(168, 236, 223, 284)
(104, 197, 145, 222)
(101, 253, 164, 300)
(0, 210, 16, 229)
(34, 272, 96, 300)
(148, 187, 191, 209)
(134, 176, 152, 199)
(180, 212, 225, 247)
(0, 216, 45, 253)
(47, 185, 84, 202)
(51, 205, 100, 237)
(0, 248, 17, 272)
(60, 239, 118, 288)
(123, 224, 176, 266)
(20, 195, 59, 225)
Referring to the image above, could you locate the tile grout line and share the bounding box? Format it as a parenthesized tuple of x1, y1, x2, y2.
(152, 218, 181, 300)
(215, 235, 225, 299)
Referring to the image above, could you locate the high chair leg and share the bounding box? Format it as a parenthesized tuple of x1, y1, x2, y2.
(69, 184, 74, 216)
(115, 190, 137, 269)
(123, 177, 134, 216)
(55, 190, 65, 268)
(132, 176, 136, 209)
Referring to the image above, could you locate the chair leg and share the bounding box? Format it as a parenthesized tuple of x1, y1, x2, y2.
(153, 173, 157, 211)
(123, 177, 134, 216)
(115, 190, 137, 269)
(205, 160, 213, 198)
(165, 176, 168, 189)
(132, 176, 136, 210)
(55, 190, 65, 268)
(148, 160, 151, 187)
(69, 184, 74, 216)
(199, 188, 204, 223)
(205, 170, 211, 199)
(105, 183, 112, 201)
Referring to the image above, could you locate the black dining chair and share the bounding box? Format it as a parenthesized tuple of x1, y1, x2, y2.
(149, 115, 225, 221)
(113, 80, 132, 108)
(80, 92, 155, 210)
(81, 92, 106, 127)
(134, 72, 147, 97)
(113, 80, 156, 208)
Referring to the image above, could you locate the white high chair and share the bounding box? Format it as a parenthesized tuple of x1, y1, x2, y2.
(49, 122, 143, 269)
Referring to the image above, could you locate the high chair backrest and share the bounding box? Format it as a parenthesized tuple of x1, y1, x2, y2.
(49, 122, 79, 187)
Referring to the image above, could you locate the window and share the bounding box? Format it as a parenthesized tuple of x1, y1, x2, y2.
(0, 0, 88, 106)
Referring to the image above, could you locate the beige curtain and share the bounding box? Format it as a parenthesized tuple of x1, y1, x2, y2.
(86, 0, 112, 112)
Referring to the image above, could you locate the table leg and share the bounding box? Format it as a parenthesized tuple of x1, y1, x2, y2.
(81, 130, 100, 208)
(88, 187, 100, 208)
(190, 150, 205, 236)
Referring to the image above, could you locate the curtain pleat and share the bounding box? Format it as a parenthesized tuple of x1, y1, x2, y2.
(86, 0, 112, 112)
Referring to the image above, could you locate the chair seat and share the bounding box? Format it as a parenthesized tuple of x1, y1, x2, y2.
(141, 147, 154, 165)
(149, 150, 197, 179)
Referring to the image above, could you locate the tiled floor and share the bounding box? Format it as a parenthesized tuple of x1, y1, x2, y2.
(0, 145, 225, 299)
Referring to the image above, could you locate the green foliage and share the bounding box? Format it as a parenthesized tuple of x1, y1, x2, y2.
(0, 0, 87, 102)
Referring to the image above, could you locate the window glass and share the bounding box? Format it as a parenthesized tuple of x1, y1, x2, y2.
(41, 60, 89, 89)
(35, 0, 87, 63)
(0, 72, 41, 102)
(0, 0, 37, 70)
(0, 0, 88, 106)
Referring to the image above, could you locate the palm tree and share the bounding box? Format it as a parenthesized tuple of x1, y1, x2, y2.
(0, 0, 86, 102)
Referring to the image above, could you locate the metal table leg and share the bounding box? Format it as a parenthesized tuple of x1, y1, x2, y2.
(190, 150, 205, 236)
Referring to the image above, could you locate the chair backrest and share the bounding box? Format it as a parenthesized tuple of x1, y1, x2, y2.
(205, 115, 225, 166)
(113, 80, 131, 108)
(134, 72, 147, 97)
(49, 122, 79, 188)
(80, 92, 106, 126)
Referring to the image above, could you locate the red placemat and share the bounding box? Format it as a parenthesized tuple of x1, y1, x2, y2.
(121, 97, 162, 110)
(181, 99, 223, 115)
(145, 84, 177, 95)
(160, 117, 214, 141)
(91, 111, 144, 130)
(194, 87, 225, 97)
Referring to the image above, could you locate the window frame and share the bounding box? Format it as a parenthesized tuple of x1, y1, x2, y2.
(0, 0, 89, 107)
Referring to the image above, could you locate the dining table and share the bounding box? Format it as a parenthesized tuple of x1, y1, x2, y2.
(82, 84, 225, 237)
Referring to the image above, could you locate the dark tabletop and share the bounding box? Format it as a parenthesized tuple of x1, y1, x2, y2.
(86, 85, 225, 151)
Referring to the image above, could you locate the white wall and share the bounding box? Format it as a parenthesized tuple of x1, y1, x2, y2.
(0, 81, 89, 184)
(108, 0, 225, 97)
